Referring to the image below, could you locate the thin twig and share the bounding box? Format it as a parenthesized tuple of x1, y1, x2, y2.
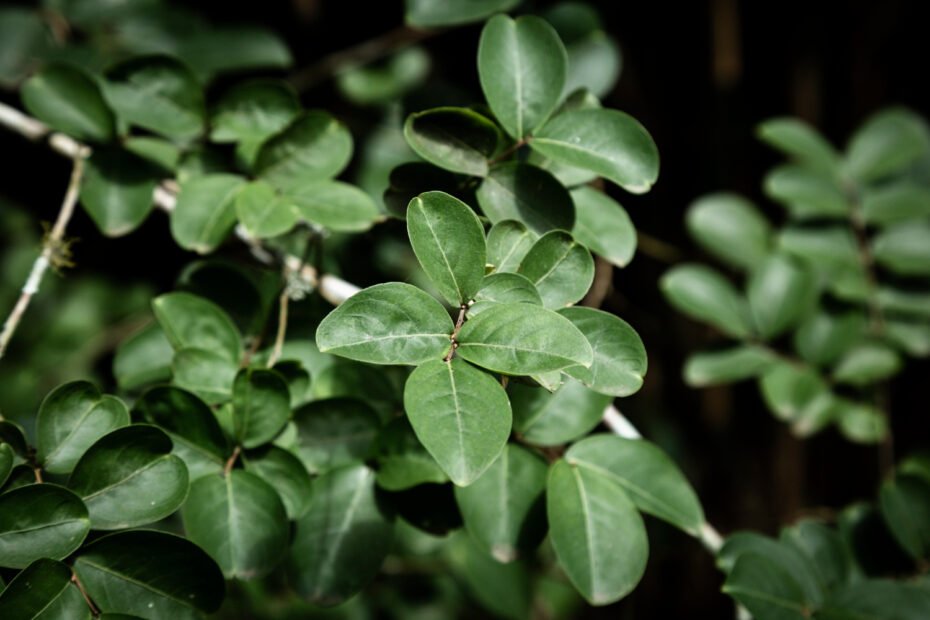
(224, 446, 241, 476)
(443, 305, 467, 362)
(71, 570, 99, 617)
(489, 138, 527, 165)
(268, 288, 290, 368)
(0, 152, 87, 359)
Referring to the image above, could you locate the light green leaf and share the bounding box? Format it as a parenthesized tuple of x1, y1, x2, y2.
(36, 381, 130, 474)
(487, 219, 538, 273)
(21, 63, 114, 142)
(102, 55, 205, 141)
(832, 341, 902, 386)
(172, 347, 238, 405)
(763, 164, 848, 220)
(469, 272, 542, 316)
(758, 362, 831, 423)
(778, 226, 861, 284)
(756, 117, 840, 174)
(684, 346, 777, 387)
(403, 107, 501, 176)
(0, 559, 90, 619)
(457, 302, 593, 374)
(873, 221, 930, 276)
(405, 0, 520, 27)
(570, 186, 636, 268)
(285, 179, 382, 232)
(243, 446, 313, 520)
(404, 359, 512, 486)
(861, 182, 930, 226)
(836, 400, 887, 444)
(478, 15, 567, 139)
(884, 320, 930, 357)
(567, 434, 704, 535)
(723, 554, 809, 620)
(316, 282, 453, 365)
(748, 253, 817, 340)
(293, 398, 380, 474)
(171, 173, 247, 253)
(455, 444, 547, 561)
(844, 108, 930, 183)
(67, 425, 188, 530)
(255, 111, 353, 190)
(152, 291, 242, 363)
(878, 287, 930, 320)
(289, 465, 394, 606)
(477, 162, 575, 234)
(235, 180, 299, 238)
(531, 108, 659, 193)
(511, 377, 610, 446)
(337, 46, 430, 106)
(559, 307, 646, 397)
(660, 264, 751, 338)
(73, 530, 225, 618)
(793, 310, 866, 367)
(880, 474, 930, 559)
(518, 230, 594, 308)
(686, 193, 772, 271)
(232, 368, 291, 449)
(210, 80, 299, 146)
(407, 191, 487, 305)
(79, 148, 159, 236)
(374, 418, 448, 491)
(0, 485, 89, 569)
(182, 471, 288, 579)
(547, 459, 648, 605)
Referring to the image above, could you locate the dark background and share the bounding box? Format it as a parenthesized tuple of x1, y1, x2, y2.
(2, 1, 930, 617)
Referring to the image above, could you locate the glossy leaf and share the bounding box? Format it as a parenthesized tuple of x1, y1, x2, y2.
(171, 347, 238, 405)
(36, 381, 130, 474)
(0, 484, 90, 568)
(243, 446, 313, 519)
(80, 148, 159, 236)
(235, 180, 299, 238)
(478, 15, 567, 139)
(684, 345, 777, 387)
(571, 186, 636, 268)
(152, 291, 242, 363)
(73, 530, 225, 618)
(547, 460, 648, 605)
(316, 282, 453, 365)
(0, 559, 89, 619)
(559, 307, 647, 397)
(182, 470, 288, 579)
(289, 465, 394, 606)
(232, 368, 291, 449)
(404, 359, 511, 486)
(722, 554, 809, 620)
(403, 107, 501, 176)
(374, 418, 448, 491)
(531, 108, 659, 193)
(68, 425, 189, 530)
(170, 173, 246, 254)
(566, 434, 705, 535)
(293, 398, 380, 474)
(511, 377, 611, 446)
(518, 230, 594, 308)
(407, 191, 487, 305)
(210, 80, 300, 150)
(660, 264, 751, 338)
(454, 444, 546, 561)
(457, 302, 593, 374)
(285, 179, 382, 232)
(477, 162, 575, 234)
(469, 272, 542, 316)
(686, 193, 772, 271)
(21, 63, 114, 142)
(255, 111, 353, 190)
(748, 253, 817, 340)
(487, 219, 538, 273)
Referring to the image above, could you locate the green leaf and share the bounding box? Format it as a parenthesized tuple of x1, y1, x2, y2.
(79, 147, 159, 236)
(487, 219, 538, 273)
(170, 173, 246, 254)
(337, 46, 430, 106)
(289, 465, 394, 606)
(404, 359, 512, 486)
(878, 287, 930, 320)
(67, 425, 189, 530)
(316, 282, 453, 365)
(756, 117, 840, 174)
(374, 418, 448, 491)
(172, 347, 238, 405)
(447, 533, 532, 620)
(684, 345, 777, 387)
(124, 136, 181, 173)
(383, 162, 460, 219)
(836, 400, 887, 444)
(1, 465, 35, 494)
(134, 386, 228, 480)
(478, 15, 567, 139)
(0, 420, 28, 458)
(403, 107, 501, 176)
(0, 559, 90, 619)
(232, 368, 291, 449)
(454, 444, 546, 561)
(102, 55, 205, 141)
(763, 164, 848, 220)
(73, 530, 225, 618)
(243, 446, 313, 519)
(457, 302, 593, 374)
(861, 182, 930, 226)
(405, 0, 520, 27)
(884, 320, 930, 357)
(780, 520, 851, 593)
(566, 434, 705, 535)
(0, 484, 90, 569)
(570, 186, 636, 267)
(152, 291, 242, 363)
(517, 230, 594, 308)
(547, 459, 648, 605)
(293, 398, 380, 474)
(686, 193, 772, 271)
(235, 180, 299, 238)
(559, 307, 646, 397)
(531, 108, 659, 193)
(778, 226, 861, 285)
(407, 191, 487, 306)
(182, 470, 288, 579)
(477, 162, 575, 234)
(758, 362, 831, 424)
(748, 253, 817, 340)
(718, 532, 826, 604)
(722, 554, 809, 620)
(36, 381, 130, 474)
(844, 108, 930, 183)
(210, 79, 300, 166)
(832, 341, 902, 386)
(511, 377, 610, 446)
(255, 111, 353, 190)
(818, 579, 930, 620)
(176, 26, 292, 81)
(525, 89, 601, 187)
(793, 310, 866, 367)
(469, 272, 542, 316)
(310, 362, 399, 418)
(660, 264, 751, 338)
(21, 63, 114, 142)
(880, 474, 930, 559)
(873, 221, 930, 276)
(0, 443, 11, 489)
(285, 179, 382, 232)
(0, 8, 50, 88)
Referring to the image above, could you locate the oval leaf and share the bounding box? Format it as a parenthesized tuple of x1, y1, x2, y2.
(0, 558, 89, 619)
(285, 179, 381, 233)
(559, 307, 647, 397)
(170, 173, 246, 254)
(80, 148, 160, 237)
(748, 253, 818, 340)
(487, 219, 539, 273)
(243, 446, 313, 519)
(21, 63, 114, 142)
(518, 230, 594, 308)
(232, 368, 291, 449)
(152, 291, 242, 363)
(511, 377, 611, 446)
(660, 264, 751, 339)
(571, 186, 636, 268)
(685, 193, 772, 271)
(235, 180, 299, 238)
(294, 398, 380, 474)
(0, 484, 90, 568)
(255, 111, 353, 190)
(477, 162, 575, 234)
(404, 107, 501, 176)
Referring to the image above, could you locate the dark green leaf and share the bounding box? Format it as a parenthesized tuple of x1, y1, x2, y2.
(403, 107, 501, 176)
(309, 362, 399, 418)
(405, 0, 520, 27)
(170, 173, 246, 254)
(660, 264, 751, 338)
(780, 520, 851, 593)
(383, 162, 461, 219)
(817, 579, 930, 620)
(0, 559, 89, 619)
(447, 533, 532, 620)
(518, 230, 594, 308)
(487, 219, 538, 273)
(0, 443, 11, 489)
(294, 398, 380, 474)
(243, 446, 313, 519)
(861, 182, 930, 226)
(255, 111, 353, 190)
(374, 418, 448, 491)
(571, 186, 636, 268)
(722, 554, 809, 620)
(124, 136, 180, 173)
(232, 368, 291, 449)
(718, 532, 825, 604)
(511, 377, 610, 446)
(477, 162, 575, 234)
(113, 322, 174, 392)
(21, 63, 114, 142)
(684, 345, 777, 387)
(0, 484, 89, 569)
(171, 347, 238, 405)
(210, 79, 300, 167)
(0, 8, 49, 88)
(337, 46, 430, 106)
(177, 26, 292, 80)
(80, 148, 159, 236)
(880, 474, 930, 559)
(559, 307, 646, 397)
(686, 193, 772, 271)
(152, 291, 242, 363)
